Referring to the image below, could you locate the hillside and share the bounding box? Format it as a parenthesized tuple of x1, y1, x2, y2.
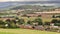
(0, 1, 60, 10)
(10, 5, 55, 10)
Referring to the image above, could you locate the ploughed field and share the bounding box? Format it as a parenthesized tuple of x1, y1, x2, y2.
(0, 29, 60, 34)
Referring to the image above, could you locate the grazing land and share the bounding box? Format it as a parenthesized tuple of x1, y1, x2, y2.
(0, 29, 60, 34)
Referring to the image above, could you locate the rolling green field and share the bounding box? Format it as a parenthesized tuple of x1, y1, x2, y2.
(0, 29, 60, 34)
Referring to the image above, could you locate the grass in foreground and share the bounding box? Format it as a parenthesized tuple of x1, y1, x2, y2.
(0, 29, 60, 34)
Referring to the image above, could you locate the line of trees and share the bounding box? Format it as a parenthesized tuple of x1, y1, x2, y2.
(0, 17, 60, 28)
(0, 17, 43, 28)
(51, 19, 60, 26)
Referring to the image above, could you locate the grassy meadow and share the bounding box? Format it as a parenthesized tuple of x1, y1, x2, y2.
(0, 29, 60, 34)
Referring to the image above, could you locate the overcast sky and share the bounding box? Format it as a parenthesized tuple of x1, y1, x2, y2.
(0, 0, 58, 2)
(0, 0, 60, 6)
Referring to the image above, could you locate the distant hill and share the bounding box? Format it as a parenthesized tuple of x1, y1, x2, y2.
(0, 1, 60, 10)
(10, 5, 56, 10)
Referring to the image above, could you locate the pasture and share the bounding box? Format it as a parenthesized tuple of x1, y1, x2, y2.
(0, 29, 60, 34)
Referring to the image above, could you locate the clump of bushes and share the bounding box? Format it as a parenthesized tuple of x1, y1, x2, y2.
(5, 19, 17, 28)
(0, 18, 25, 28)
(0, 17, 60, 32)
(0, 20, 6, 28)
(33, 17, 43, 25)
(51, 19, 60, 26)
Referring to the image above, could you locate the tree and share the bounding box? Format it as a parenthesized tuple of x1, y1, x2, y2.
(5, 19, 11, 28)
(5, 19, 17, 28)
(34, 18, 43, 25)
(44, 22, 50, 25)
(17, 19, 25, 25)
(38, 15, 41, 17)
(15, 17, 19, 20)
(51, 19, 58, 23)
(27, 20, 33, 25)
(54, 23, 60, 26)
(10, 19, 17, 28)
(0, 20, 6, 28)
(51, 19, 60, 26)
(12, 20, 17, 24)
(22, 14, 27, 17)
(0, 20, 5, 25)
(52, 15, 55, 18)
